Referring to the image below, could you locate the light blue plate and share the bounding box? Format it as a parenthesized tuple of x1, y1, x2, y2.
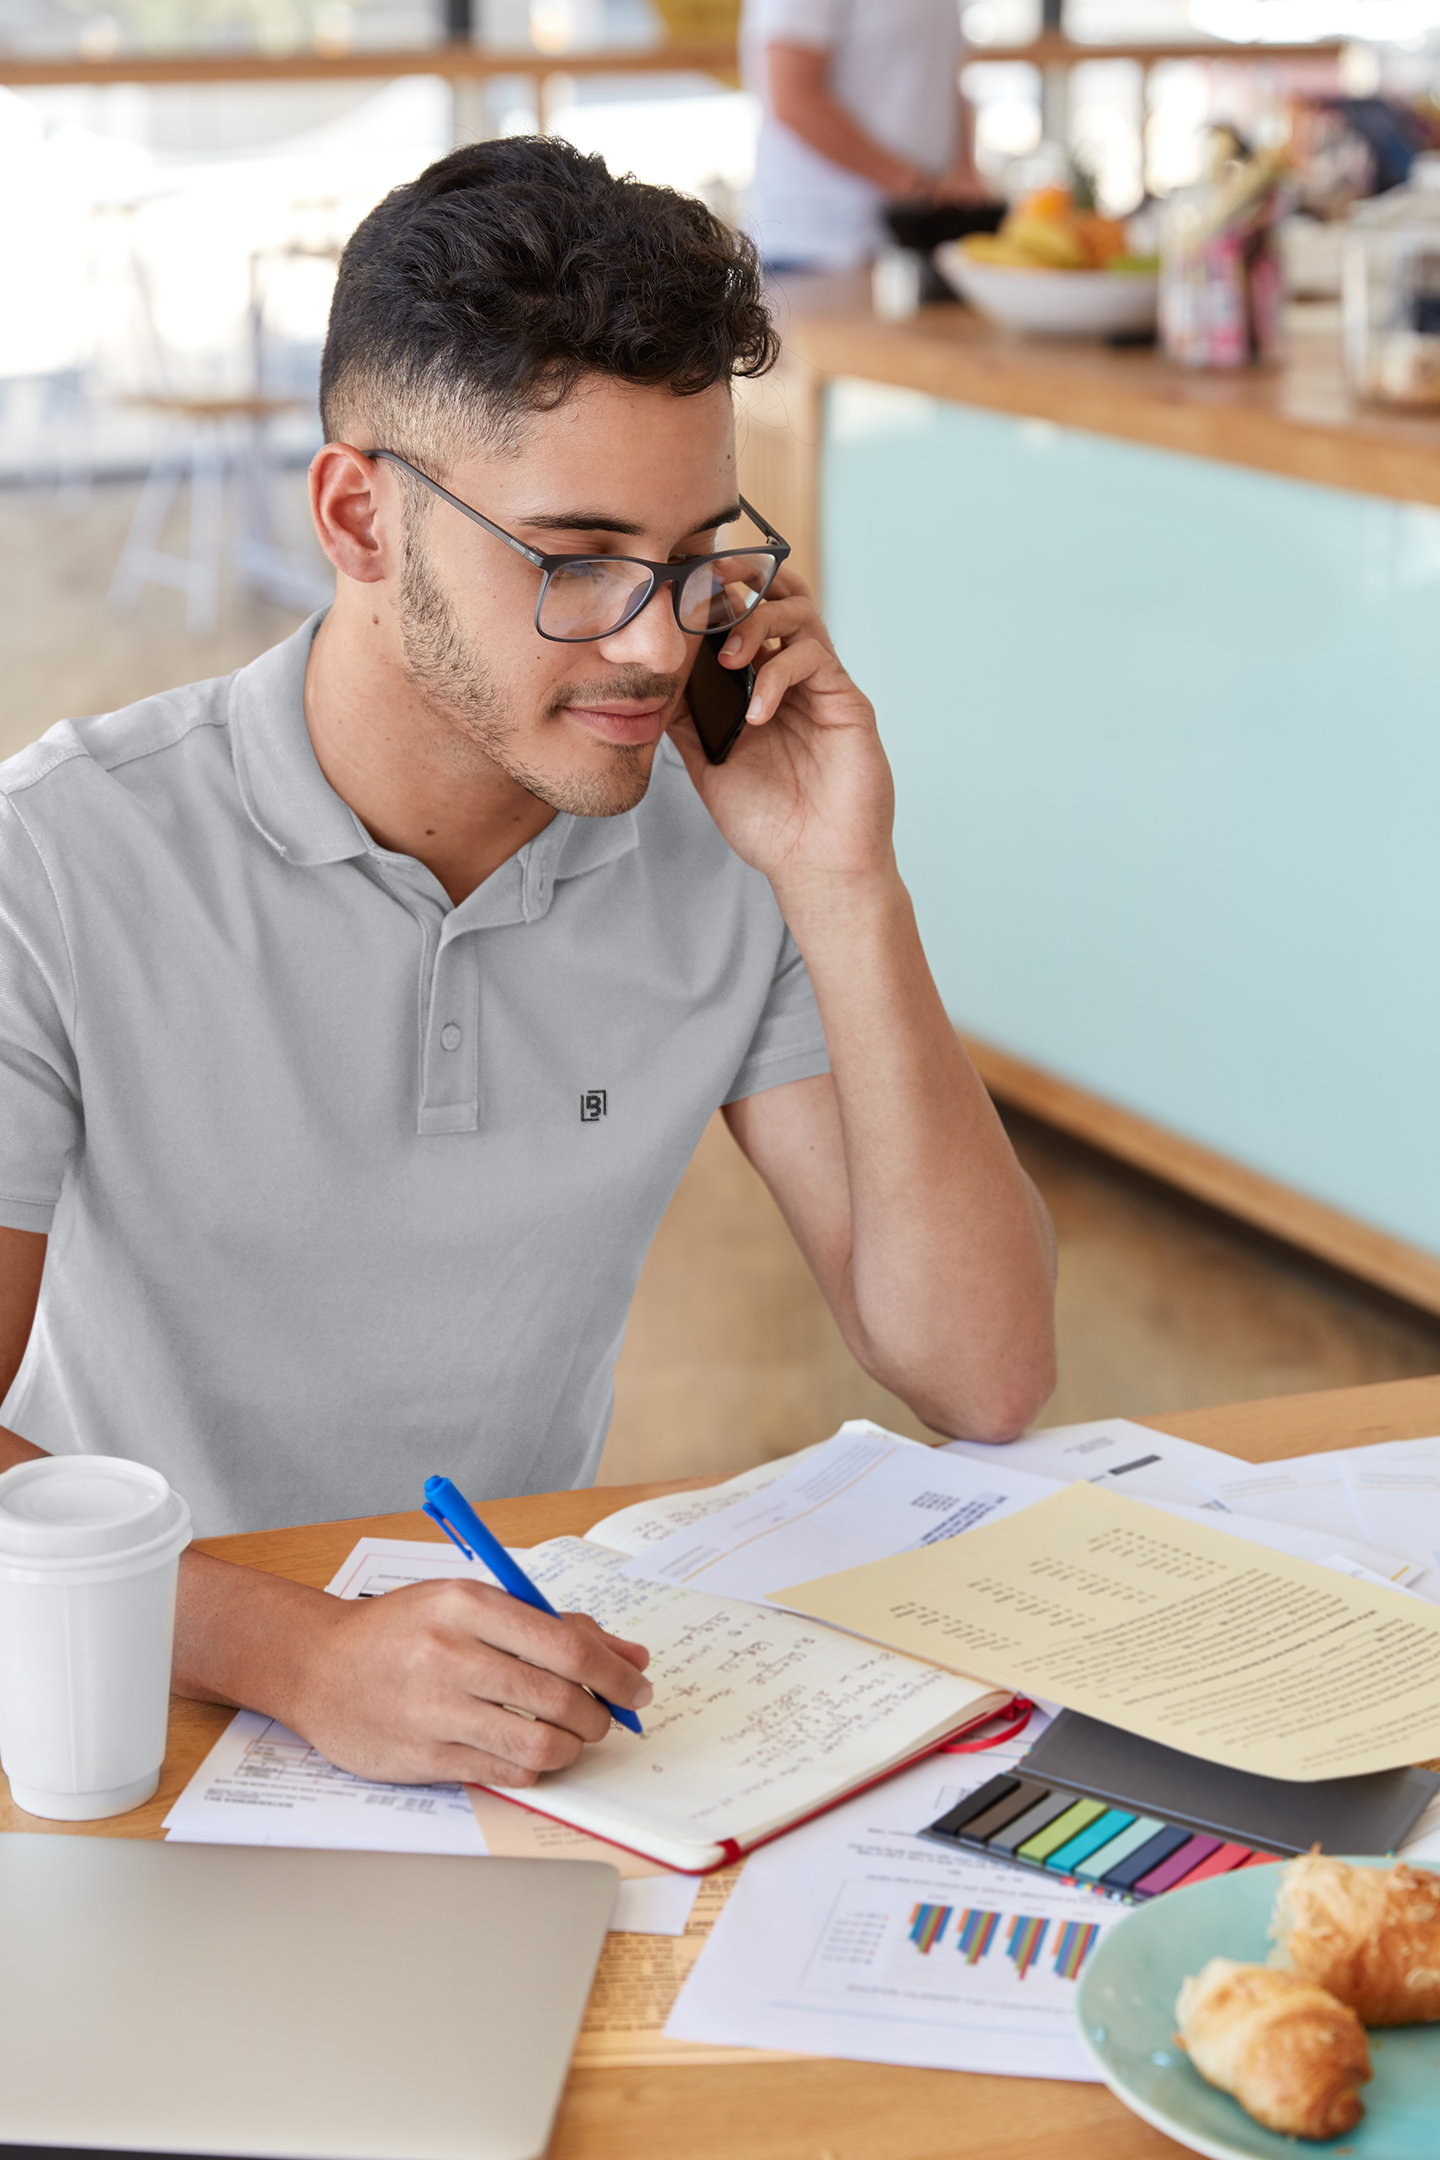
(1077, 1859, 1440, 2158)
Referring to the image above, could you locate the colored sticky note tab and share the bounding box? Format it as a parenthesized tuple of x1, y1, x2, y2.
(1073, 1814, 1164, 1881)
(1102, 1825, 1191, 1893)
(1046, 1806, 1137, 1875)
(989, 1791, 1077, 1855)
(1018, 1797, 1106, 1863)
(1135, 1833, 1221, 1897)
(1176, 1841, 1253, 1886)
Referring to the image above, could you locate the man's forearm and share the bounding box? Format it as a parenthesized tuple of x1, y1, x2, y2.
(0, 1418, 330, 1718)
(172, 1547, 341, 1713)
(768, 44, 923, 195)
(777, 866, 1056, 1439)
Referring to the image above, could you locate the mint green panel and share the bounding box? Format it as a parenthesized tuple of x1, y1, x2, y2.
(822, 378, 1440, 1255)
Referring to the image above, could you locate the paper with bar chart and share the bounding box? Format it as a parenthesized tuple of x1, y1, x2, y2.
(665, 1752, 1122, 2076)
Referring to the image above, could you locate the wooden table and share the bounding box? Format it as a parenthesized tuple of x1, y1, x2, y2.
(6, 1370, 1440, 2160)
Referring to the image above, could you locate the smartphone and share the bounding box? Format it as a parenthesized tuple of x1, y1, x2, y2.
(686, 629, 756, 765)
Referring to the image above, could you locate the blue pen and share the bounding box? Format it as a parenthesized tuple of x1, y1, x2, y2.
(423, 1474, 643, 1735)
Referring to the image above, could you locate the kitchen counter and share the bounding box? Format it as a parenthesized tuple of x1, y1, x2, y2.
(770, 276, 1440, 508)
(737, 278, 1440, 1310)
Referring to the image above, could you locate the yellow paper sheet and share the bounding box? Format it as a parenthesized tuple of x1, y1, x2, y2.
(777, 1480, 1440, 1780)
(572, 1867, 804, 2067)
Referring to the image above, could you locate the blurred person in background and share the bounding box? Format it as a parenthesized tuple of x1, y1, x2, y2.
(742, 0, 984, 273)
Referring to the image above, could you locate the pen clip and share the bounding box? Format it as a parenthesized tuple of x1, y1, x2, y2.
(423, 1498, 475, 1562)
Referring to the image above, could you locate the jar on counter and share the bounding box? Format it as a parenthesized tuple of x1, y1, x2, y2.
(1343, 153, 1440, 406)
(1159, 177, 1283, 370)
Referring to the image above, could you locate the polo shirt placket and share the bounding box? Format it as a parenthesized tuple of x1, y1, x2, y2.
(365, 831, 565, 1138)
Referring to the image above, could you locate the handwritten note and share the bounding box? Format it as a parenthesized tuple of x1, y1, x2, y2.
(777, 1481, 1440, 1780)
(504, 1538, 1002, 1858)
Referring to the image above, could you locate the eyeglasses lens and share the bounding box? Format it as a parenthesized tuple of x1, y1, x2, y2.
(677, 554, 776, 634)
(538, 552, 780, 640)
(539, 558, 653, 640)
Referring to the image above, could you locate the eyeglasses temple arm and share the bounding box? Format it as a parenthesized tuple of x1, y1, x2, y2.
(369, 450, 549, 571)
(738, 494, 791, 558)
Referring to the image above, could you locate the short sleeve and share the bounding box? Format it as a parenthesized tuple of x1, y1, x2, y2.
(723, 924, 831, 1104)
(742, 0, 846, 48)
(0, 795, 82, 1232)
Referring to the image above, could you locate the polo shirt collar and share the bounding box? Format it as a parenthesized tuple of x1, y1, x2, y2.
(230, 613, 642, 904)
(230, 614, 368, 868)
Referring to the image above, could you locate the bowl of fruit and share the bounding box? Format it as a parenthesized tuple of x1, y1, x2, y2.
(935, 186, 1158, 338)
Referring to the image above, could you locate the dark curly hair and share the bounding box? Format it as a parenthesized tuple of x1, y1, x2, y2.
(319, 135, 778, 468)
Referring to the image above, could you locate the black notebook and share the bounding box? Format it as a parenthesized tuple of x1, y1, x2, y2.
(1024, 1710, 1440, 1859)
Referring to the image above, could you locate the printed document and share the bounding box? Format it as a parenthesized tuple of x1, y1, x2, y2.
(619, 1422, 1060, 1604)
(777, 1481, 1440, 1779)
(1337, 1438, 1440, 1597)
(666, 1745, 1119, 2076)
(163, 1709, 486, 1856)
(584, 1442, 834, 1555)
(1194, 1458, 1375, 1544)
(575, 1866, 802, 2066)
(616, 1421, 1419, 1606)
(943, 1416, 1243, 1509)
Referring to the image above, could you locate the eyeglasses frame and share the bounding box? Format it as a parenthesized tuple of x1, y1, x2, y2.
(368, 449, 791, 645)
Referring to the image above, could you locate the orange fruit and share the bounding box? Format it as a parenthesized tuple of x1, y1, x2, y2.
(1018, 186, 1074, 223)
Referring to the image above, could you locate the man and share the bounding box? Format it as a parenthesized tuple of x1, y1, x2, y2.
(741, 0, 985, 273)
(0, 139, 1054, 1794)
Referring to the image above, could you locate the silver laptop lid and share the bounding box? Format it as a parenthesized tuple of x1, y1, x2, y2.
(0, 1836, 616, 2160)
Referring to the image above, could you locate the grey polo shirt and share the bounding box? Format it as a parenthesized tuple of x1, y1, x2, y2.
(0, 617, 829, 1534)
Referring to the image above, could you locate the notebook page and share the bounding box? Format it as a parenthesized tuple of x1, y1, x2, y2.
(501, 1538, 1001, 1856)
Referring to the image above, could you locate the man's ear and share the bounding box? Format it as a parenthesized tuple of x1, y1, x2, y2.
(309, 443, 397, 585)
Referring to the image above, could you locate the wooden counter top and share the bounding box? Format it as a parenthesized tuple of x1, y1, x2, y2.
(773, 274, 1440, 508)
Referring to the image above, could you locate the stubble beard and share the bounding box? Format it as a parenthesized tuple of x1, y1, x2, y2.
(398, 528, 679, 820)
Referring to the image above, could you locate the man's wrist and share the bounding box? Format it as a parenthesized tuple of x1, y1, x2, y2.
(171, 1550, 340, 1723)
(886, 156, 928, 197)
(769, 857, 910, 954)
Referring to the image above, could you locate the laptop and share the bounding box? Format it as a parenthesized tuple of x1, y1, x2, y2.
(0, 1835, 616, 2160)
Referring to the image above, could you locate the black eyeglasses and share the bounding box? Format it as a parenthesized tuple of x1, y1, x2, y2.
(371, 450, 791, 645)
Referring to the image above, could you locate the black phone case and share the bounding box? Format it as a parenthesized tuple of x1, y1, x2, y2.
(687, 631, 755, 765)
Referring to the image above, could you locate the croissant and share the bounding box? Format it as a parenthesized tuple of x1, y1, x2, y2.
(1175, 1957, 1370, 2140)
(1272, 1852, 1440, 2026)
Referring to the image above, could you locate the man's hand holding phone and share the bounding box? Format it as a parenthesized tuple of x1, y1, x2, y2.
(671, 569, 898, 909)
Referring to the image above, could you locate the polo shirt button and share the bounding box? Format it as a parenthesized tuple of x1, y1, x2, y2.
(440, 1023, 462, 1051)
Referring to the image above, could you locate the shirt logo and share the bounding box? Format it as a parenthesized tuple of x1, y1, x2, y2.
(580, 1090, 607, 1123)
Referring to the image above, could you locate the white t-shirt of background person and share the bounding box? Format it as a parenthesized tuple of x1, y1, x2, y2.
(741, 0, 963, 272)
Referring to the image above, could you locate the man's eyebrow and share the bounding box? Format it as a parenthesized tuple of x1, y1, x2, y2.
(518, 502, 743, 540)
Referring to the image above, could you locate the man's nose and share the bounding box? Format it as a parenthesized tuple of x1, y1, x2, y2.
(596, 586, 692, 676)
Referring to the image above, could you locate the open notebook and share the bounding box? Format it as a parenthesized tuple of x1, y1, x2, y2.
(327, 1457, 1009, 1875)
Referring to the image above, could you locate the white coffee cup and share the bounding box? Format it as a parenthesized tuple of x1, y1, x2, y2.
(0, 1455, 191, 1820)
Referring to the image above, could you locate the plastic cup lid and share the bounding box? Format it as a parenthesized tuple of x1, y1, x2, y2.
(0, 1456, 181, 1559)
